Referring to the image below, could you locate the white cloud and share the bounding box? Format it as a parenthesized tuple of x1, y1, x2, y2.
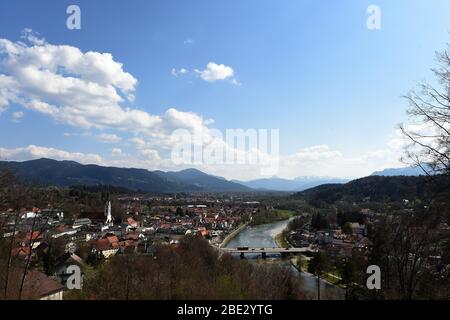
(0, 137, 406, 181)
(274, 143, 404, 179)
(21, 29, 46, 46)
(98, 133, 122, 144)
(171, 68, 188, 78)
(0, 32, 164, 132)
(195, 62, 235, 82)
(111, 148, 123, 157)
(11, 111, 24, 122)
(0, 31, 408, 181)
(0, 145, 103, 164)
(139, 148, 160, 161)
(0, 32, 231, 148)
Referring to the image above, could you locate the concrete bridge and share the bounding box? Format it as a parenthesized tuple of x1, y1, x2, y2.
(220, 246, 317, 259)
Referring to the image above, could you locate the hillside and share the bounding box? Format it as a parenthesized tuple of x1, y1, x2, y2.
(155, 168, 250, 192)
(293, 175, 450, 204)
(0, 158, 251, 193)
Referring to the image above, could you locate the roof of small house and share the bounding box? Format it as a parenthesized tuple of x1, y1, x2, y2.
(24, 270, 64, 298)
(55, 252, 84, 268)
(11, 246, 31, 257)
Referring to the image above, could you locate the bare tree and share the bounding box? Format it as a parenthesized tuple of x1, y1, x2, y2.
(0, 167, 22, 299)
(0, 166, 49, 299)
(401, 44, 450, 175)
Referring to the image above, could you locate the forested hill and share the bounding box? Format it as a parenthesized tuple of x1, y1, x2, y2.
(0, 158, 251, 193)
(293, 175, 450, 204)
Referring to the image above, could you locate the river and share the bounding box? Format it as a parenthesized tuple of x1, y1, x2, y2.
(225, 219, 345, 300)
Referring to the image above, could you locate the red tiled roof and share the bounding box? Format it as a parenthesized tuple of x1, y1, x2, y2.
(26, 231, 43, 241)
(94, 238, 110, 251)
(12, 246, 31, 257)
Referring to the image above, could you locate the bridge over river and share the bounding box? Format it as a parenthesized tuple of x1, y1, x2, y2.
(220, 246, 317, 258)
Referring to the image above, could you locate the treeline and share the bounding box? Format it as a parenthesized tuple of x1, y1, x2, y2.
(67, 236, 306, 300)
(336, 209, 450, 300)
(0, 166, 130, 218)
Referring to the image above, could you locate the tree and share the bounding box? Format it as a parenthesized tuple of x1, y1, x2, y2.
(175, 207, 184, 216)
(368, 210, 449, 299)
(342, 222, 353, 234)
(72, 237, 306, 300)
(401, 44, 450, 175)
(308, 252, 331, 300)
(396, 41, 450, 299)
(311, 213, 329, 230)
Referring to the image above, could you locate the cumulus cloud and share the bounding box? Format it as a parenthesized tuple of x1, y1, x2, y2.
(0, 138, 406, 181)
(98, 133, 122, 144)
(0, 145, 103, 164)
(111, 148, 123, 157)
(0, 32, 233, 147)
(195, 62, 235, 82)
(0, 32, 163, 132)
(0, 31, 408, 181)
(11, 111, 24, 122)
(172, 63, 239, 84)
(21, 28, 46, 46)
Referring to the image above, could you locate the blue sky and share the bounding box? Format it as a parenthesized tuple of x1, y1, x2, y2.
(0, 0, 449, 180)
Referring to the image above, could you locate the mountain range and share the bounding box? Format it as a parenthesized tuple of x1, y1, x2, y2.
(0, 158, 429, 193)
(370, 166, 429, 176)
(233, 177, 351, 191)
(234, 166, 429, 191)
(0, 158, 250, 193)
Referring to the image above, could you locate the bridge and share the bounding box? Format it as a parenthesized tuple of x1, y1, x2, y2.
(220, 246, 317, 258)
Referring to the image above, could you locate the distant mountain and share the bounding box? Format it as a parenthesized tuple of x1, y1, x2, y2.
(0, 158, 251, 193)
(234, 176, 350, 191)
(371, 166, 430, 177)
(155, 168, 250, 192)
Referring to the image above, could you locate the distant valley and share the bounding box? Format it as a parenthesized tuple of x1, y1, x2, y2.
(233, 177, 351, 191)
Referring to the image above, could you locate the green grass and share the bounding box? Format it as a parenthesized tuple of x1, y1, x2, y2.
(294, 255, 310, 273)
(275, 232, 290, 248)
(251, 209, 298, 226)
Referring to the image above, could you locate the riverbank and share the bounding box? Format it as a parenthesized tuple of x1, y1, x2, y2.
(223, 218, 344, 299)
(275, 232, 291, 248)
(219, 222, 249, 248)
(275, 224, 345, 289)
(250, 209, 297, 226)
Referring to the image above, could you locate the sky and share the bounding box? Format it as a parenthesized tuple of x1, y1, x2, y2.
(0, 0, 449, 180)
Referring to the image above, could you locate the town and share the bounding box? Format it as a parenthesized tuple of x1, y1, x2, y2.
(0, 190, 266, 299)
(4, 182, 446, 300)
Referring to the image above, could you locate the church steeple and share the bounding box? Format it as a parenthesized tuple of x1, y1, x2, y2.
(105, 201, 113, 226)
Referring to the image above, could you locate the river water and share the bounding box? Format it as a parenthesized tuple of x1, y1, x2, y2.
(225, 219, 345, 300)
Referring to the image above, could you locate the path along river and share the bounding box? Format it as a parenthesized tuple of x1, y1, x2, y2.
(224, 219, 345, 300)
